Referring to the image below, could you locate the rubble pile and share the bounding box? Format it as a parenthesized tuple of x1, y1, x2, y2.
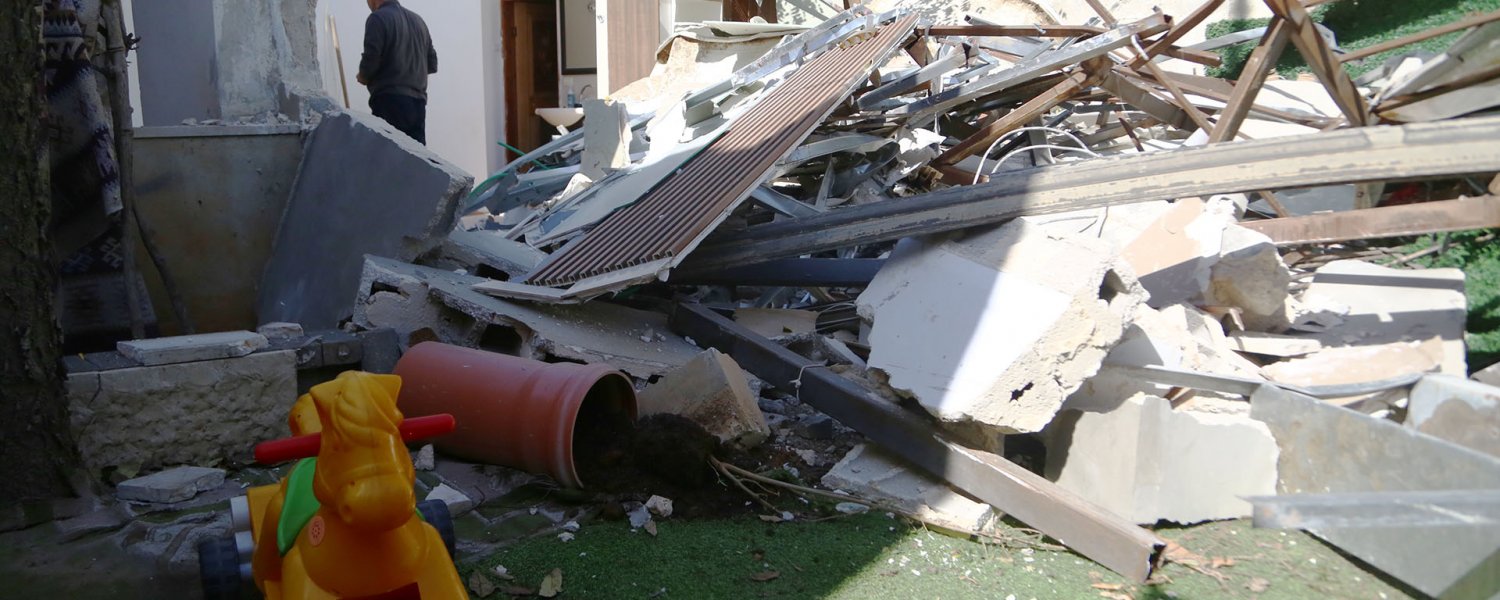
(55, 1, 1500, 597)
(330, 2, 1500, 591)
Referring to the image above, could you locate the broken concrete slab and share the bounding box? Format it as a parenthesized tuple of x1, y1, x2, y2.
(117, 466, 227, 504)
(858, 220, 1146, 434)
(67, 350, 296, 476)
(1407, 375, 1500, 459)
(427, 483, 475, 517)
(1204, 225, 1292, 332)
(354, 257, 700, 378)
(1227, 331, 1323, 357)
(636, 349, 770, 449)
(1250, 385, 1500, 599)
(733, 308, 818, 338)
(822, 444, 1000, 536)
(258, 110, 472, 329)
(435, 229, 547, 281)
(1068, 304, 1264, 412)
(1299, 259, 1467, 375)
(1261, 337, 1444, 391)
(256, 322, 304, 341)
(116, 331, 268, 366)
(1047, 393, 1279, 525)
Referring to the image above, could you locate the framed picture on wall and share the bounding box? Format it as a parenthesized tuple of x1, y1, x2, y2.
(559, 0, 597, 74)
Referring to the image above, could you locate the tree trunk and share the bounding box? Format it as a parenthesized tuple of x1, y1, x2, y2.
(0, 0, 80, 503)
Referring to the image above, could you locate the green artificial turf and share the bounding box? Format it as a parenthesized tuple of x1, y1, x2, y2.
(461, 515, 1410, 599)
(1403, 228, 1500, 369)
(1208, 0, 1500, 80)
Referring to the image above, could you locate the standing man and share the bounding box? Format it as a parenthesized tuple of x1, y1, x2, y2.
(357, 0, 437, 144)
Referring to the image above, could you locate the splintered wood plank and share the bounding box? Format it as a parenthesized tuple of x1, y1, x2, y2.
(1241, 195, 1500, 245)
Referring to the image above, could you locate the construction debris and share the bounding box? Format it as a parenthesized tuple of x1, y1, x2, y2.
(116, 467, 227, 504)
(636, 349, 771, 449)
(822, 444, 1002, 536)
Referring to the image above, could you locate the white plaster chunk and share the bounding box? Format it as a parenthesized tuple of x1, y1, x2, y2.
(117, 466, 227, 504)
(637, 349, 770, 449)
(118, 331, 269, 366)
(1407, 375, 1500, 459)
(426, 483, 475, 517)
(1205, 225, 1292, 332)
(859, 220, 1146, 434)
(1046, 394, 1279, 525)
(822, 444, 1000, 535)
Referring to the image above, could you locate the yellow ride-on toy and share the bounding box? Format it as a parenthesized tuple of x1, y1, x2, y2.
(196, 371, 465, 599)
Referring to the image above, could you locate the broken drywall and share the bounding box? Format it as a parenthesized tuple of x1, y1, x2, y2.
(258, 111, 472, 330)
(1048, 393, 1279, 524)
(859, 219, 1146, 434)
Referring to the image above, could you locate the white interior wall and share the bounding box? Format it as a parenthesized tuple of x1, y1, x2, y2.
(316, 1, 503, 179)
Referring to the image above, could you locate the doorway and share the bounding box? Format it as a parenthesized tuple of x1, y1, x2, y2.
(502, 0, 561, 156)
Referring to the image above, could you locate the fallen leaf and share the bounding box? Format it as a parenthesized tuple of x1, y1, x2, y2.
(1247, 577, 1271, 593)
(750, 571, 781, 582)
(538, 568, 563, 598)
(758, 514, 783, 523)
(645, 520, 658, 537)
(1210, 556, 1237, 569)
(501, 586, 536, 596)
(468, 572, 497, 598)
(1098, 592, 1133, 600)
(1091, 583, 1125, 591)
(1163, 541, 1207, 567)
(492, 564, 515, 581)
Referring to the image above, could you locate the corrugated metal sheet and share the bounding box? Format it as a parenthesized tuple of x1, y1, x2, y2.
(526, 15, 919, 287)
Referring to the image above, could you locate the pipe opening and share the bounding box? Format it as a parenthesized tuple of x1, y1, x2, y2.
(571, 373, 639, 489)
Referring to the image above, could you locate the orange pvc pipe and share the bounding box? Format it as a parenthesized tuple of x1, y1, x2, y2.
(393, 342, 636, 489)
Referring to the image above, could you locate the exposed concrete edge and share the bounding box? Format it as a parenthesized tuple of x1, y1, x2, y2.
(134, 125, 306, 139)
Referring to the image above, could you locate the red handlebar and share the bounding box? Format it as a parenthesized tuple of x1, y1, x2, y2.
(253, 414, 457, 465)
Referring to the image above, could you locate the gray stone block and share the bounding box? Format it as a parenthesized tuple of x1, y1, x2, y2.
(118, 466, 227, 504)
(118, 331, 268, 366)
(258, 110, 472, 329)
(68, 351, 297, 476)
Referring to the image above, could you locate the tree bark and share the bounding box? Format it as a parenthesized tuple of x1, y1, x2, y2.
(0, 1, 80, 503)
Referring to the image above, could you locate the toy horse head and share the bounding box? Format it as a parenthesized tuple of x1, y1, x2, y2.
(309, 371, 416, 532)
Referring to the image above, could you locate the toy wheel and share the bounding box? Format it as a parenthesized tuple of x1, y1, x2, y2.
(417, 499, 456, 559)
(197, 536, 242, 600)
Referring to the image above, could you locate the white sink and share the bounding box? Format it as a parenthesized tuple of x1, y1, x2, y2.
(535, 107, 584, 129)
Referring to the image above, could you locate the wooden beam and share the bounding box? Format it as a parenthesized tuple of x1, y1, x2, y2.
(670, 304, 1167, 582)
(926, 25, 1107, 38)
(1264, 0, 1370, 125)
(1209, 18, 1293, 143)
(1241, 195, 1500, 245)
(1133, 57, 1219, 132)
(1132, 0, 1226, 68)
(683, 116, 1500, 271)
(1340, 9, 1500, 63)
(1158, 45, 1224, 67)
(1084, 0, 1119, 26)
(1101, 68, 1193, 130)
(934, 67, 1100, 168)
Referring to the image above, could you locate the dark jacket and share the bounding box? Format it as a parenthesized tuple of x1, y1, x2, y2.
(359, 0, 437, 100)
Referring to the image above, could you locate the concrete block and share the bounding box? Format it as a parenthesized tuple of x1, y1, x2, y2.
(822, 444, 999, 535)
(859, 220, 1147, 434)
(1407, 375, 1500, 458)
(67, 351, 297, 476)
(359, 327, 403, 374)
(437, 229, 547, 280)
(117, 466, 227, 504)
(257, 322, 304, 341)
(426, 483, 475, 517)
(258, 110, 472, 329)
(117, 331, 268, 366)
(1299, 260, 1467, 376)
(1120, 198, 1235, 308)
(1204, 225, 1292, 332)
(637, 349, 771, 449)
(1047, 394, 1279, 525)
